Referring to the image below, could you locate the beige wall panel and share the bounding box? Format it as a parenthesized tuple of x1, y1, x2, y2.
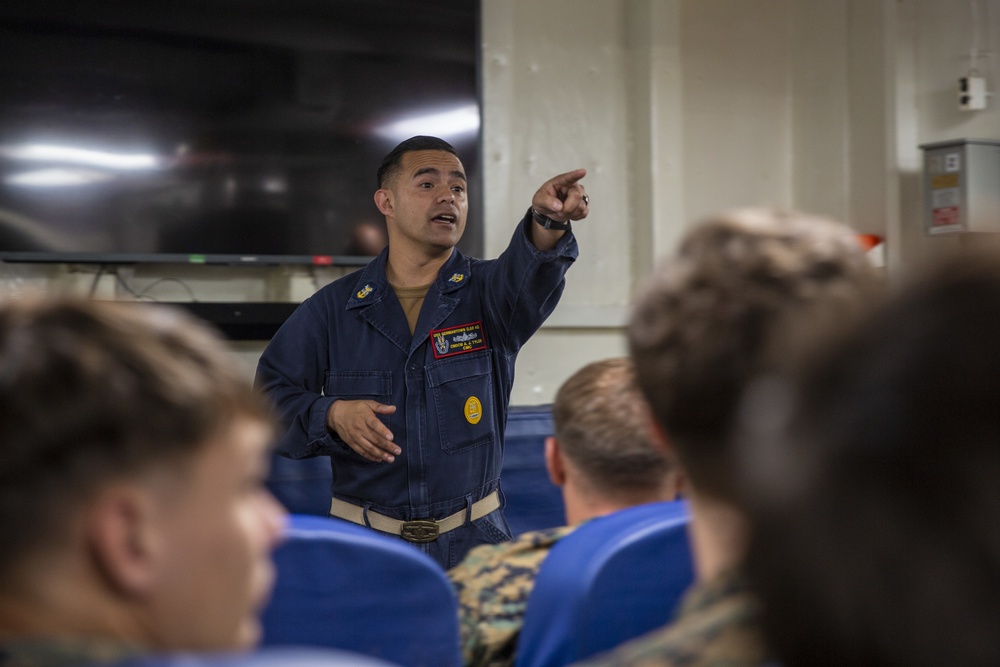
(790, 0, 850, 223)
(508, 328, 629, 405)
(481, 0, 634, 311)
(680, 0, 794, 223)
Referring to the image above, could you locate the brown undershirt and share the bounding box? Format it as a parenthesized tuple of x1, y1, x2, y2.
(391, 282, 433, 334)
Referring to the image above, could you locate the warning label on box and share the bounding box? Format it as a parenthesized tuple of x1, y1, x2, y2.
(931, 206, 961, 231)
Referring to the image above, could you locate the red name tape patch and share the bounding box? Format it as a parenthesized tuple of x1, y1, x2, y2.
(429, 321, 488, 358)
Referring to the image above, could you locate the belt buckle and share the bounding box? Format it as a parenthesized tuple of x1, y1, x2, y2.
(401, 519, 440, 543)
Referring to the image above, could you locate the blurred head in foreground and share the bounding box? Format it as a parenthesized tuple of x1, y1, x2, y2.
(743, 249, 1000, 666)
(0, 298, 286, 656)
(629, 208, 880, 513)
(584, 209, 882, 667)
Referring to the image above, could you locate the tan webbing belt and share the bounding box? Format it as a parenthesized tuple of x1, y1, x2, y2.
(329, 490, 501, 543)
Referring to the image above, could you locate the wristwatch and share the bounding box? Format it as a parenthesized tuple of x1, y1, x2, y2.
(530, 207, 572, 231)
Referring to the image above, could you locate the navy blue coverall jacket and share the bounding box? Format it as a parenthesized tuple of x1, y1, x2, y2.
(255, 212, 578, 567)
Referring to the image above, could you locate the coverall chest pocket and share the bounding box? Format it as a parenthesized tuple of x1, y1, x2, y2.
(426, 351, 495, 454)
(324, 371, 393, 455)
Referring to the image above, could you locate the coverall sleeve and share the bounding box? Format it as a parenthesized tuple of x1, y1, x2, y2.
(254, 296, 338, 459)
(482, 211, 579, 352)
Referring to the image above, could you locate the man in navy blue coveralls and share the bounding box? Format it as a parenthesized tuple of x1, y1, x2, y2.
(255, 136, 589, 568)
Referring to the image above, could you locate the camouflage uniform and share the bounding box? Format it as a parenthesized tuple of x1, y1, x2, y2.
(575, 570, 769, 667)
(0, 639, 140, 667)
(448, 525, 575, 667)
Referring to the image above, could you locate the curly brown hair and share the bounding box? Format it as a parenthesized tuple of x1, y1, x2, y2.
(628, 208, 881, 502)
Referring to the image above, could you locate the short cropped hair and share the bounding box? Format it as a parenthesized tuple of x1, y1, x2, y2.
(744, 250, 1000, 666)
(628, 208, 880, 502)
(0, 298, 273, 575)
(376, 135, 459, 189)
(551, 358, 674, 498)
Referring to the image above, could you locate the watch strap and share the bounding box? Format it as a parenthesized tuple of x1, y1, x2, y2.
(530, 207, 572, 231)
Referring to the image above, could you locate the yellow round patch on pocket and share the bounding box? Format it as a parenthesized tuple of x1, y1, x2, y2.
(464, 396, 483, 425)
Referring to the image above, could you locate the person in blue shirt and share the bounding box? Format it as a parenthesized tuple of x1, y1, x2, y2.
(255, 135, 588, 568)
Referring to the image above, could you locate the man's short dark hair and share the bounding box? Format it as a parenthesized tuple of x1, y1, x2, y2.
(743, 249, 1000, 667)
(376, 135, 459, 189)
(552, 357, 675, 499)
(628, 208, 880, 502)
(0, 298, 273, 578)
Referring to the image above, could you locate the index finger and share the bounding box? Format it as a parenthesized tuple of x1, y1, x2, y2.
(545, 168, 587, 189)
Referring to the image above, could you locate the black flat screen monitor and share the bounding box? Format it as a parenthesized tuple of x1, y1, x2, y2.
(0, 0, 481, 265)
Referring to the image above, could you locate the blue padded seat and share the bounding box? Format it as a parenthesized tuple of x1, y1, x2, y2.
(499, 404, 564, 536)
(259, 514, 461, 667)
(266, 453, 331, 517)
(515, 500, 694, 667)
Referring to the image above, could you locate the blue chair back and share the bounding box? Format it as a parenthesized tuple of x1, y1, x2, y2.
(501, 405, 564, 536)
(515, 501, 695, 667)
(260, 515, 461, 667)
(266, 453, 331, 516)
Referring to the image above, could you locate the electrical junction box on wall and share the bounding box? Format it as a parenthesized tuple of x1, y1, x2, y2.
(959, 76, 988, 111)
(920, 139, 1000, 234)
